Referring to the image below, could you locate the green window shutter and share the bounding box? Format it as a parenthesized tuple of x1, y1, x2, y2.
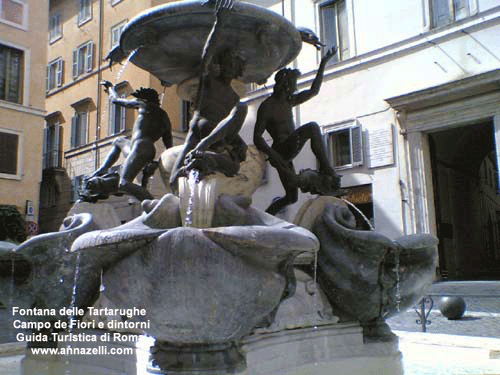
(56, 59, 63, 87)
(351, 125, 363, 166)
(71, 116, 77, 148)
(72, 49, 78, 79)
(42, 126, 48, 169)
(86, 42, 93, 72)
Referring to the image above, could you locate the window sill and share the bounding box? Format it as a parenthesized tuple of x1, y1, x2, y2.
(77, 17, 92, 27)
(0, 173, 21, 180)
(49, 35, 62, 45)
(334, 163, 364, 171)
(46, 85, 63, 94)
(0, 100, 45, 117)
(0, 18, 27, 31)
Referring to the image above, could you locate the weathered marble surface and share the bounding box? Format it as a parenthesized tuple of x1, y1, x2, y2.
(69, 195, 318, 344)
(308, 197, 438, 325)
(6, 214, 101, 321)
(159, 145, 267, 198)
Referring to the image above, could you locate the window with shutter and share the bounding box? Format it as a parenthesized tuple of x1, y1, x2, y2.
(319, 0, 349, 63)
(430, 0, 474, 28)
(109, 91, 128, 135)
(49, 13, 62, 43)
(72, 41, 93, 80)
(78, 0, 91, 26)
(56, 59, 63, 87)
(111, 20, 127, 49)
(70, 116, 77, 148)
(46, 58, 63, 92)
(71, 111, 88, 148)
(325, 122, 363, 169)
(42, 126, 48, 170)
(43, 122, 63, 169)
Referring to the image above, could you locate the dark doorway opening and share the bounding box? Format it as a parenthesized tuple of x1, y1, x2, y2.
(429, 121, 500, 280)
(341, 184, 374, 229)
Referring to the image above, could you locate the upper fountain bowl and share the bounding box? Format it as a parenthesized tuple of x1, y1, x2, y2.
(113, 0, 302, 95)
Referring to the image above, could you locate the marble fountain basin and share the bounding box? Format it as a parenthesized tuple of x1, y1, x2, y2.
(298, 197, 439, 325)
(108, 0, 302, 99)
(71, 194, 319, 345)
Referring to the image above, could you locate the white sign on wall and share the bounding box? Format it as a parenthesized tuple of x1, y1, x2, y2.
(368, 125, 394, 168)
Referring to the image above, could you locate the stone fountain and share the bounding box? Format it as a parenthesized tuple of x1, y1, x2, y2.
(1, 1, 438, 374)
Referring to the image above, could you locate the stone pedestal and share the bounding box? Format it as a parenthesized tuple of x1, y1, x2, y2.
(19, 324, 402, 375)
(241, 323, 402, 375)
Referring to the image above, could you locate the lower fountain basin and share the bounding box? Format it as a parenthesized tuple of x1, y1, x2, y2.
(6, 324, 403, 375)
(309, 197, 439, 325)
(102, 226, 288, 344)
(70, 195, 319, 345)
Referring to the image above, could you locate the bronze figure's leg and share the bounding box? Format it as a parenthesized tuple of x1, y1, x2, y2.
(118, 139, 155, 201)
(169, 113, 203, 189)
(194, 103, 247, 153)
(294, 122, 336, 175)
(91, 137, 131, 177)
(266, 161, 298, 215)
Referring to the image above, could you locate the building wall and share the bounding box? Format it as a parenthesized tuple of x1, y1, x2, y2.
(241, 0, 500, 240)
(41, 0, 500, 246)
(42, 0, 183, 231)
(0, 0, 48, 234)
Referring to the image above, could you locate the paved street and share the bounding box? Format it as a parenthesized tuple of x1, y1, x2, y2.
(387, 282, 500, 338)
(387, 281, 500, 374)
(1, 281, 499, 374)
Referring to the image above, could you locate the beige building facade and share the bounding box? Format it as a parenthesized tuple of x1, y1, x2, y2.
(0, 0, 48, 236)
(41, 0, 185, 232)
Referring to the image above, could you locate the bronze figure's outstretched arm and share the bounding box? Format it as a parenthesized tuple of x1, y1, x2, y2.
(290, 47, 336, 106)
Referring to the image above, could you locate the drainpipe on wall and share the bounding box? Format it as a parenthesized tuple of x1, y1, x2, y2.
(94, 0, 104, 170)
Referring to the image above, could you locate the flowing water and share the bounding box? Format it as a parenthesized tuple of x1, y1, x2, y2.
(313, 249, 320, 325)
(394, 248, 401, 312)
(184, 169, 200, 227)
(160, 86, 167, 107)
(99, 269, 105, 292)
(69, 252, 82, 335)
(115, 48, 140, 82)
(341, 198, 374, 230)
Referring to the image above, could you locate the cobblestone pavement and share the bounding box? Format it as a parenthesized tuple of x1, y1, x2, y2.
(387, 296, 500, 338)
(2, 282, 499, 374)
(388, 282, 500, 374)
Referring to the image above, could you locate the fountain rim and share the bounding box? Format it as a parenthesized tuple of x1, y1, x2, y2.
(116, 0, 303, 88)
(122, 1, 299, 36)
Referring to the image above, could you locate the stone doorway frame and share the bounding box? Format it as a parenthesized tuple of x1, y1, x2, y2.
(386, 69, 500, 235)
